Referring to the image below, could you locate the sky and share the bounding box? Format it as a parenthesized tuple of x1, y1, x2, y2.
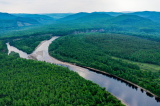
(0, 0, 160, 13)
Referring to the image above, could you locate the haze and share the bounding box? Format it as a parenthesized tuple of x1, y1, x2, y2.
(0, 0, 160, 13)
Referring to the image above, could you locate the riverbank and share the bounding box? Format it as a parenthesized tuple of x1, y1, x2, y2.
(29, 41, 129, 106)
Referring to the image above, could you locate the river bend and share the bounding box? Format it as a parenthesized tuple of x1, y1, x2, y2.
(7, 36, 160, 106)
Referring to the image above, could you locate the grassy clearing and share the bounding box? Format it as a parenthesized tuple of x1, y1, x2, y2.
(111, 56, 160, 72)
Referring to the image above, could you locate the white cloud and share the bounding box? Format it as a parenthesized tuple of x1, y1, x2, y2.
(0, 0, 160, 13)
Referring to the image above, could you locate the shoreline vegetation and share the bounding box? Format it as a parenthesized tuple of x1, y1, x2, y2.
(28, 37, 129, 105)
(49, 34, 160, 98)
(45, 49, 160, 101)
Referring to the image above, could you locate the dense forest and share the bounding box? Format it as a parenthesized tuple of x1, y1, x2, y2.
(0, 54, 124, 105)
(0, 40, 7, 54)
(49, 33, 160, 97)
(84, 33, 160, 65)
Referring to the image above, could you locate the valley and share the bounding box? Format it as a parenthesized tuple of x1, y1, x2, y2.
(1, 11, 160, 106)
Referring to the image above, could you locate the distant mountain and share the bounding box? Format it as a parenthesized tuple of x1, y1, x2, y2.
(74, 12, 113, 22)
(0, 12, 39, 29)
(58, 12, 112, 23)
(128, 11, 160, 23)
(105, 14, 159, 33)
(55, 12, 160, 33)
(58, 12, 89, 21)
(108, 14, 155, 26)
(105, 12, 124, 16)
(13, 14, 54, 24)
(43, 13, 73, 19)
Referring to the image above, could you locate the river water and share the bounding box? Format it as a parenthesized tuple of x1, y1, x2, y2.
(7, 37, 160, 106)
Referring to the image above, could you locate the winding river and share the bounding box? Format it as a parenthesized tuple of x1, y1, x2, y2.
(7, 36, 160, 106)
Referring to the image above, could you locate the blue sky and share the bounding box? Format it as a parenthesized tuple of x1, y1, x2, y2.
(0, 0, 160, 13)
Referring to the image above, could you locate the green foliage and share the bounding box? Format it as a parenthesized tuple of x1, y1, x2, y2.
(49, 33, 160, 97)
(84, 33, 160, 65)
(0, 40, 7, 53)
(9, 34, 52, 54)
(0, 54, 123, 106)
(9, 51, 20, 58)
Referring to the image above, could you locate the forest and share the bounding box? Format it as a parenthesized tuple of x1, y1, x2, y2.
(84, 33, 160, 65)
(0, 40, 7, 54)
(49, 33, 160, 97)
(0, 54, 124, 105)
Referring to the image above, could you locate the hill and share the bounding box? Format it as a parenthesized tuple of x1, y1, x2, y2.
(129, 11, 160, 23)
(103, 14, 160, 34)
(43, 13, 73, 19)
(13, 14, 54, 24)
(73, 12, 113, 22)
(105, 12, 123, 16)
(107, 14, 156, 26)
(58, 12, 89, 21)
(0, 12, 39, 29)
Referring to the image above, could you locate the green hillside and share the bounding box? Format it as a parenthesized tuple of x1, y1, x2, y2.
(13, 14, 54, 24)
(58, 12, 89, 22)
(1, 12, 160, 42)
(129, 11, 160, 23)
(0, 12, 39, 29)
(43, 13, 73, 19)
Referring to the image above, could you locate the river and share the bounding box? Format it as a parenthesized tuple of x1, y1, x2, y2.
(7, 36, 160, 106)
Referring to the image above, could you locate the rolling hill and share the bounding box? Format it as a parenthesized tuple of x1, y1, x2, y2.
(43, 13, 73, 19)
(0, 12, 39, 29)
(107, 14, 156, 26)
(73, 12, 113, 22)
(129, 11, 160, 23)
(13, 14, 55, 24)
(58, 12, 89, 21)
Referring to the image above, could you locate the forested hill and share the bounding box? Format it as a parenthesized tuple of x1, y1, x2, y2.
(128, 11, 160, 23)
(1, 11, 160, 40)
(58, 12, 89, 21)
(71, 12, 113, 23)
(43, 13, 73, 19)
(108, 14, 155, 26)
(58, 12, 112, 22)
(13, 14, 54, 24)
(57, 12, 160, 34)
(0, 12, 39, 29)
